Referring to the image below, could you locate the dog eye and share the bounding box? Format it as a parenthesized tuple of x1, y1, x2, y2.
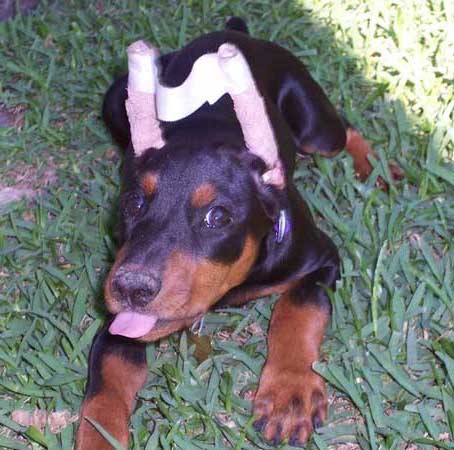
(204, 206, 232, 228)
(121, 192, 144, 217)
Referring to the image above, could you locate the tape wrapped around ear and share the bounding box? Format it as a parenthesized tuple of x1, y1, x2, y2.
(217, 43, 285, 188)
(125, 40, 165, 155)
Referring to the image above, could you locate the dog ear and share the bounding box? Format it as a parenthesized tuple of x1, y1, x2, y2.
(255, 180, 281, 222)
(236, 150, 282, 222)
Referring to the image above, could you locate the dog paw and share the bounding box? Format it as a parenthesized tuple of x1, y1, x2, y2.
(387, 162, 404, 181)
(252, 368, 327, 447)
(374, 161, 404, 191)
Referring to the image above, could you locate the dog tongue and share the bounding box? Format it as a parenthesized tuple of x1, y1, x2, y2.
(109, 311, 158, 338)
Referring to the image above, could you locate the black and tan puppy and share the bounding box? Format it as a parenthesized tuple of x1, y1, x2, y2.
(76, 17, 402, 449)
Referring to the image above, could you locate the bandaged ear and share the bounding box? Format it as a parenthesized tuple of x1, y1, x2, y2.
(125, 40, 165, 155)
(217, 43, 284, 188)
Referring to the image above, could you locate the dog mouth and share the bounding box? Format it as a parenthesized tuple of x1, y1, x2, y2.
(108, 310, 203, 339)
(109, 311, 159, 338)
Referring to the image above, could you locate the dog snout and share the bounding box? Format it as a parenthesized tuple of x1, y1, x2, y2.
(112, 266, 161, 306)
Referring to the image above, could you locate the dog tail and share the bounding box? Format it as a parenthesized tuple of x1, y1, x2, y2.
(225, 16, 249, 35)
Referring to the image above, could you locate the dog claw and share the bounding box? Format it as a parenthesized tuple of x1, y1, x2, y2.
(289, 426, 304, 447)
(253, 416, 268, 432)
(312, 415, 323, 430)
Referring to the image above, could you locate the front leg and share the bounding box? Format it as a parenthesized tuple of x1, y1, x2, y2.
(76, 323, 148, 450)
(253, 278, 332, 447)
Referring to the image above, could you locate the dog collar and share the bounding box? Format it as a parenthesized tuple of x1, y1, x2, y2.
(274, 209, 290, 243)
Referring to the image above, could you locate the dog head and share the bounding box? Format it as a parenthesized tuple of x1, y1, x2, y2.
(105, 41, 290, 341)
(105, 140, 280, 341)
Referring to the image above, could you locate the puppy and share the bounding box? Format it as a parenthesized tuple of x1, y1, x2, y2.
(76, 17, 401, 449)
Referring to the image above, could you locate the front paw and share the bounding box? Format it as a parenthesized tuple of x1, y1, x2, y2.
(253, 367, 327, 447)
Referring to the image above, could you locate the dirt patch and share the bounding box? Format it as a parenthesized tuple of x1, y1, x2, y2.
(0, 159, 57, 208)
(12, 409, 78, 433)
(0, 104, 26, 129)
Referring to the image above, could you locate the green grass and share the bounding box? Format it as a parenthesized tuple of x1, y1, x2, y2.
(0, 0, 453, 448)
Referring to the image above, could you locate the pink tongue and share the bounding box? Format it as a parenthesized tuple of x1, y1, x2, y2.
(109, 311, 158, 338)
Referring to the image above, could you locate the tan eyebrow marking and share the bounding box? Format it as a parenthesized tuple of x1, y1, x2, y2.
(191, 183, 217, 208)
(140, 172, 159, 197)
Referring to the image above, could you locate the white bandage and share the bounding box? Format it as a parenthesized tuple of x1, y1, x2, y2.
(155, 43, 254, 122)
(127, 40, 158, 94)
(217, 43, 254, 95)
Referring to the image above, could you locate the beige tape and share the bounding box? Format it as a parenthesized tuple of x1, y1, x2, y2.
(126, 40, 165, 154)
(218, 43, 284, 187)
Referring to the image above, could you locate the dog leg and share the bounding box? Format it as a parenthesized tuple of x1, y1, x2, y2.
(345, 127, 404, 189)
(253, 285, 330, 447)
(271, 58, 403, 189)
(76, 324, 148, 450)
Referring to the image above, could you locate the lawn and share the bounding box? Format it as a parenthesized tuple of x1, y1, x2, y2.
(0, 0, 453, 449)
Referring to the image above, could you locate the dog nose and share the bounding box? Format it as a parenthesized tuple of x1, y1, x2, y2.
(112, 268, 161, 306)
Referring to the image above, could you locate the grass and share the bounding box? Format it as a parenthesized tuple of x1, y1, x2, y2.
(0, 0, 453, 448)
